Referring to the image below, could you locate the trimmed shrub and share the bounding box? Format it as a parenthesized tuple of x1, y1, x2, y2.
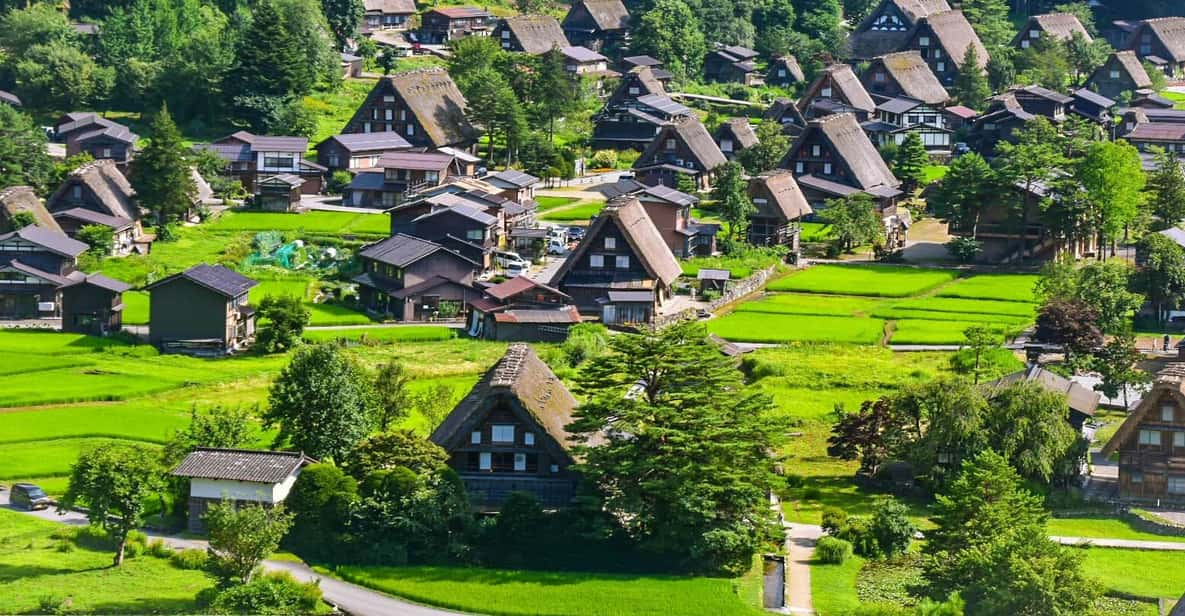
(171, 548, 210, 570)
(815, 536, 853, 564)
(204, 570, 323, 614)
(821, 506, 848, 536)
(147, 538, 174, 558)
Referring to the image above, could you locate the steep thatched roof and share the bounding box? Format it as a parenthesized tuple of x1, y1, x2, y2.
(767, 55, 804, 83)
(565, 0, 628, 31)
(1137, 17, 1185, 63)
(847, 0, 952, 58)
(921, 10, 989, 70)
(783, 113, 900, 192)
(0, 186, 61, 233)
(384, 69, 476, 148)
(47, 159, 137, 221)
(501, 15, 570, 54)
(801, 64, 876, 115)
(869, 51, 949, 104)
(716, 118, 758, 150)
(1016, 13, 1091, 44)
(749, 171, 812, 221)
(430, 344, 581, 456)
(1102, 364, 1185, 456)
(1102, 51, 1154, 89)
(550, 196, 682, 288)
(636, 116, 727, 172)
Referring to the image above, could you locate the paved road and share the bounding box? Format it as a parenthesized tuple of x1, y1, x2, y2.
(785, 523, 823, 615)
(0, 490, 465, 616)
(1050, 536, 1185, 550)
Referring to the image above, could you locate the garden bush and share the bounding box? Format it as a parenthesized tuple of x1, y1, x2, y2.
(147, 538, 174, 558)
(171, 548, 210, 570)
(201, 570, 323, 614)
(816, 536, 853, 564)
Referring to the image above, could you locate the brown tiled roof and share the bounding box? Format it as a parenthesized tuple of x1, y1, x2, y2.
(0, 186, 61, 233)
(550, 196, 682, 288)
(47, 160, 137, 221)
(567, 0, 629, 31)
(1138, 17, 1185, 63)
(1101, 364, 1185, 456)
(716, 118, 758, 150)
(501, 15, 570, 54)
(871, 51, 949, 104)
(784, 113, 900, 192)
(172, 448, 315, 483)
(384, 69, 476, 148)
(493, 306, 581, 323)
(485, 275, 569, 302)
(921, 9, 989, 70)
(749, 171, 812, 221)
(430, 344, 581, 454)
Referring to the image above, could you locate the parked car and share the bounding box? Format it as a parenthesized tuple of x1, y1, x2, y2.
(9, 483, 51, 510)
(494, 250, 530, 271)
(567, 227, 585, 242)
(953, 142, 971, 156)
(547, 239, 567, 255)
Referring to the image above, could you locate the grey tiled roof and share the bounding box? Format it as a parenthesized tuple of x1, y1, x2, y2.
(1, 225, 89, 258)
(146, 263, 257, 297)
(172, 448, 314, 483)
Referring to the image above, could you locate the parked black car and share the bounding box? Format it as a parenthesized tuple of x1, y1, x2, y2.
(9, 483, 51, 510)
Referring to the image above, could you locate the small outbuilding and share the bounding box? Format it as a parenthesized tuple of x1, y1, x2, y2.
(697, 268, 730, 294)
(171, 448, 315, 533)
(61, 273, 130, 336)
(145, 263, 258, 354)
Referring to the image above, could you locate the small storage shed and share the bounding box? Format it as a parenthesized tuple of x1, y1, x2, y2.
(171, 448, 315, 533)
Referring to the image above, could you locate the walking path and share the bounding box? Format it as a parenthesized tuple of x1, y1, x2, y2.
(304, 322, 465, 331)
(785, 523, 823, 615)
(0, 491, 464, 616)
(1050, 536, 1185, 550)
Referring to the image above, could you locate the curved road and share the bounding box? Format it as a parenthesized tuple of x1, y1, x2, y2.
(0, 490, 465, 616)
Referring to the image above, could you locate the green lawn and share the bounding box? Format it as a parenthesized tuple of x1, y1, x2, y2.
(935, 274, 1040, 303)
(335, 565, 765, 616)
(886, 296, 1037, 318)
(303, 77, 379, 148)
(1159, 90, 1185, 110)
(922, 164, 949, 183)
(800, 223, 832, 242)
(708, 312, 886, 344)
(1078, 547, 1185, 600)
(204, 210, 388, 236)
(539, 201, 605, 222)
(535, 196, 580, 211)
(1048, 517, 1185, 543)
(767, 265, 959, 297)
(732, 293, 884, 317)
(0, 510, 211, 614)
(889, 319, 1016, 345)
(811, 556, 864, 616)
(681, 253, 783, 279)
(302, 326, 456, 343)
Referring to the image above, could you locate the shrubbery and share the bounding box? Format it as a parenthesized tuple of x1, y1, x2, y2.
(171, 548, 210, 570)
(815, 536, 852, 564)
(197, 571, 322, 615)
(820, 499, 915, 559)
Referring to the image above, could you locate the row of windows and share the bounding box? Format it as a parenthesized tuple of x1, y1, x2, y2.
(590, 254, 629, 269)
(471, 424, 535, 445)
(1137, 429, 1185, 447)
(794, 161, 834, 175)
(1130, 473, 1185, 494)
(466, 451, 556, 473)
(360, 122, 416, 137)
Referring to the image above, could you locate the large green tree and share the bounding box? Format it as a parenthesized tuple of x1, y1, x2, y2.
(224, 0, 306, 127)
(0, 105, 54, 194)
(711, 161, 755, 242)
(256, 294, 310, 353)
(632, 0, 706, 82)
(60, 443, 164, 566)
(958, 0, 1012, 49)
(320, 0, 362, 50)
(1093, 332, 1148, 410)
(1146, 148, 1185, 230)
(204, 501, 293, 586)
(995, 118, 1066, 260)
(1076, 140, 1145, 257)
(0, 3, 75, 56)
(13, 41, 114, 109)
(265, 343, 376, 461)
(568, 322, 789, 574)
(951, 47, 990, 109)
(130, 104, 197, 226)
(892, 132, 928, 192)
(737, 120, 789, 174)
(822, 193, 883, 254)
(924, 451, 1096, 615)
(929, 152, 995, 238)
(1134, 233, 1185, 324)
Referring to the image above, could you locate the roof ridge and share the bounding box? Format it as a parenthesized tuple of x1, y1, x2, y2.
(0, 185, 36, 200)
(192, 446, 305, 456)
(491, 343, 530, 387)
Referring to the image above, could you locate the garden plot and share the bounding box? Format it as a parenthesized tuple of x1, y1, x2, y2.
(935, 273, 1040, 303)
(767, 265, 958, 297)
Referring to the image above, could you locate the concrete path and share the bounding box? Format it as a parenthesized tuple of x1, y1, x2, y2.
(785, 523, 823, 615)
(0, 490, 464, 616)
(305, 322, 465, 331)
(1051, 536, 1185, 550)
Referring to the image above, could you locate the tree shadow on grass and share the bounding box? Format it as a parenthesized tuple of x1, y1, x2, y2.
(0, 562, 110, 583)
(348, 565, 695, 587)
(65, 596, 201, 615)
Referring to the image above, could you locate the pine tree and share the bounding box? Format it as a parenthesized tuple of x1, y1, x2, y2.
(893, 132, 929, 192)
(1147, 148, 1185, 230)
(532, 49, 579, 142)
(952, 47, 990, 109)
(959, 0, 1012, 50)
(226, 0, 303, 99)
(130, 104, 196, 226)
(320, 0, 362, 51)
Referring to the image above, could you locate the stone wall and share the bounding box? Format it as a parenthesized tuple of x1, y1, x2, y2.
(654, 265, 781, 328)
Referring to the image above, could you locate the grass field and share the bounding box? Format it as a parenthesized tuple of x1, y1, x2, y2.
(302, 326, 456, 343)
(935, 274, 1040, 303)
(922, 165, 949, 183)
(708, 313, 886, 344)
(767, 266, 958, 297)
(1078, 547, 1185, 600)
(204, 210, 389, 236)
(536, 196, 580, 211)
(0, 510, 211, 613)
(1047, 517, 1185, 543)
(888, 319, 1014, 345)
(336, 566, 764, 616)
(800, 223, 832, 242)
(811, 556, 863, 616)
(680, 253, 783, 279)
(539, 201, 606, 222)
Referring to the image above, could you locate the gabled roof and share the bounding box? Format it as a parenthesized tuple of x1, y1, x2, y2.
(48, 160, 138, 221)
(622, 55, 662, 68)
(485, 275, 570, 302)
(918, 10, 990, 70)
(1127, 123, 1185, 141)
(1102, 364, 1185, 456)
(55, 113, 117, 136)
(378, 151, 454, 171)
(767, 55, 805, 82)
(801, 64, 876, 115)
(0, 186, 61, 233)
(53, 207, 133, 231)
(172, 448, 315, 483)
(847, 0, 952, 58)
(62, 272, 131, 293)
(715, 45, 758, 62)
(765, 98, 807, 126)
(0, 90, 21, 106)
(428, 5, 490, 18)
(146, 263, 257, 298)
(1090, 51, 1153, 90)
(1018, 84, 1073, 104)
(749, 171, 812, 221)
(431, 344, 581, 455)
(72, 122, 138, 146)
(1016, 13, 1091, 44)
(1072, 88, 1115, 109)
(986, 365, 1100, 418)
(783, 113, 901, 192)
(565, 0, 629, 31)
(214, 132, 308, 152)
(484, 169, 539, 188)
(1, 259, 76, 286)
(413, 203, 498, 226)
(1134, 17, 1185, 63)
(635, 117, 727, 172)
(869, 51, 949, 104)
(716, 118, 758, 150)
(561, 45, 607, 63)
(0, 225, 88, 258)
(636, 94, 691, 117)
(603, 179, 699, 206)
(877, 96, 924, 114)
(551, 196, 682, 288)
(500, 15, 570, 54)
(365, 69, 476, 149)
(318, 132, 412, 153)
(357, 233, 477, 267)
(363, 0, 415, 13)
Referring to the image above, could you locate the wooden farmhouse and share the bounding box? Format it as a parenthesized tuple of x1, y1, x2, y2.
(1085, 51, 1154, 101)
(747, 171, 812, 253)
(343, 69, 477, 151)
(467, 276, 581, 342)
(171, 448, 315, 532)
(61, 274, 130, 336)
(704, 45, 761, 85)
(860, 51, 949, 105)
(418, 6, 494, 43)
(46, 160, 151, 255)
(632, 117, 727, 191)
(430, 344, 583, 510)
(391, 201, 499, 267)
(1102, 364, 1185, 505)
(55, 113, 138, 167)
(0, 225, 89, 318)
(344, 151, 456, 209)
(561, 0, 629, 52)
(315, 133, 412, 172)
(199, 132, 325, 195)
(846, 0, 951, 59)
(360, 0, 415, 32)
(715, 118, 758, 161)
(353, 233, 481, 321)
(799, 64, 877, 122)
(901, 9, 989, 87)
(1011, 13, 1090, 51)
(780, 113, 903, 210)
(492, 15, 570, 55)
(766, 55, 805, 87)
(593, 89, 692, 150)
(1126, 17, 1185, 77)
(146, 264, 258, 355)
(0, 186, 61, 234)
(550, 196, 681, 325)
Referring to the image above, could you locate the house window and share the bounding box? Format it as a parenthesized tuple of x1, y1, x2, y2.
(777, 69, 786, 77)
(363, 122, 371, 132)
(823, 163, 832, 174)
(1170, 476, 1185, 494)
(936, 62, 946, 72)
(471, 431, 481, 444)
(1176, 432, 1185, 448)
(382, 191, 397, 207)
(811, 144, 821, 156)
(71, 185, 82, 199)
(513, 453, 526, 471)
(720, 138, 733, 152)
(524, 432, 535, 446)
(264, 156, 294, 168)
(875, 72, 885, 82)
(407, 124, 414, 136)
(550, 464, 559, 473)
(328, 154, 340, 167)
(466, 229, 484, 241)
(400, 110, 407, 121)
(1139, 429, 1161, 446)
(425, 171, 439, 183)
(501, 29, 510, 38)
(933, 49, 942, 58)
(1163, 405, 1176, 422)
(383, 95, 395, 102)
(1131, 471, 1144, 483)
(628, 86, 639, 95)
(918, 36, 929, 46)
(590, 254, 604, 268)
(821, 86, 832, 97)
(795, 162, 804, 173)
(616, 255, 629, 268)
(1110, 70, 1120, 79)
(1021, 40, 1030, 49)
(492, 425, 514, 443)
(479, 452, 492, 470)
(385, 109, 393, 121)
(665, 139, 676, 150)
(101, 147, 112, 158)
(604, 237, 616, 250)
